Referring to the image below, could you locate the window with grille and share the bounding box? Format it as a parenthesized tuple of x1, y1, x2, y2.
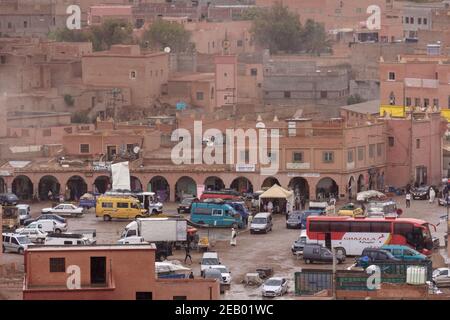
(293, 152, 303, 163)
(80, 144, 90, 153)
(50, 258, 65, 272)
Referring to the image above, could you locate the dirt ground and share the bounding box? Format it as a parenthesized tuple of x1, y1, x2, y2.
(1, 195, 449, 300)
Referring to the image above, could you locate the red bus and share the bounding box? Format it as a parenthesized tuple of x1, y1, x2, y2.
(306, 216, 434, 256)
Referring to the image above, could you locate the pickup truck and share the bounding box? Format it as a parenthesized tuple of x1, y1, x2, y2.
(79, 193, 97, 209)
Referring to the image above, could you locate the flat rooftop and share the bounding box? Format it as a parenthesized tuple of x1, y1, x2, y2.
(340, 100, 380, 115)
(27, 244, 156, 252)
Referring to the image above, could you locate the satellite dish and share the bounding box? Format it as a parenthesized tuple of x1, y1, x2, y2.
(164, 47, 171, 53)
(133, 146, 141, 154)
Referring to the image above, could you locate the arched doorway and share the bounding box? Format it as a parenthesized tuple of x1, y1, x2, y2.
(94, 175, 110, 194)
(66, 176, 87, 201)
(12, 175, 33, 200)
(288, 177, 309, 210)
(175, 176, 197, 201)
(148, 176, 170, 202)
(230, 177, 253, 194)
(38, 175, 61, 200)
(204, 176, 225, 191)
(261, 177, 280, 189)
(316, 177, 339, 200)
(130, 176, 143, 192)
(0, 177, 5, 193)
(348, 176, 356, 200)
(357, 174, 364, 192)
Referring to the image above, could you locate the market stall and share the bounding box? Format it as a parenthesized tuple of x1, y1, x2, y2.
(259, 184, 294, 214)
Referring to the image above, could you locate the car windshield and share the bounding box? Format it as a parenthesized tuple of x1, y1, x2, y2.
(17, 236, 31, 244)
(289, 214, 301, 220)
(253, 217, 267, 224)
(182, 199, 193, 204)
(47, 215, 65, 223)
(18, 209, 28, 215)
(265, 279, 282, 286)
(202, 258, 219, 265)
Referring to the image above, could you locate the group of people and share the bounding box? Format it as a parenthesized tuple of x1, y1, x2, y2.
(260, 199, 287, 214)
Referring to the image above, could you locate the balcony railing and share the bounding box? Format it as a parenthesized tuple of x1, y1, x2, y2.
(24, 272, 115, 292)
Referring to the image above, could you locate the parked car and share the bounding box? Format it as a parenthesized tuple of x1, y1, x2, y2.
(203, 268, 226, 293)
(2, 232, 32, 254)
(210, 265, 232, 287)
(411, 186, 431, 200)
(286, 211, 302, 229)
(300, 210, 322, 229)
(16, 219, 67, 234)
(15, 228, 47, 243)
(16, 204, 31, 225)
(337, 203, 364, 217)
(381, 245, 428, 261)
(208, 265, 231, 293)
(24, 213, 67, 227)
(177, 197, 196, 214)
(356, 247, 401, 268)
(0, 193, 19, 206)
(41, 203, 85, 217)
(433, 268, 450, 287)
(261, 277, 288, 297)
(291, 230, 308, 255)
(250, 212, 273, 234)
(200, 252, 221, 276)
(303, 243, 345, 264)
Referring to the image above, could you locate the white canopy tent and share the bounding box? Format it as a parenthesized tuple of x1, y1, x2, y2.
(259, 184, 294, 213)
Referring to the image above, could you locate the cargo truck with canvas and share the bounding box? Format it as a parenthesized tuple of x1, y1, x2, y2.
(118, 218, 188, 261)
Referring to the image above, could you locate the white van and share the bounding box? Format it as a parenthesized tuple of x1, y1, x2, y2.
(44, 232, 90, 245)
(200, 252, 221, 276)
(2, 233, 32, 254)
(16, 219, 59, 234)
(250, 212, 273, 234)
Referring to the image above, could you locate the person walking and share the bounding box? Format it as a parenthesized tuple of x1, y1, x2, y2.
(230, 228, 237, 246)
(248, 213, 253, 226)
(189, 272, 194, 279)
(429, 187, 436, 204)
(301, 197, 306, 210)
(48, 189, 53, 201)
(405, 191, 411, 208)
(184, 244, 192, 264)
(267, 201, 273, 213)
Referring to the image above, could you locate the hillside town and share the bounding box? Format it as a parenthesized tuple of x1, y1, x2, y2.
(1, 0, 450, 301)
